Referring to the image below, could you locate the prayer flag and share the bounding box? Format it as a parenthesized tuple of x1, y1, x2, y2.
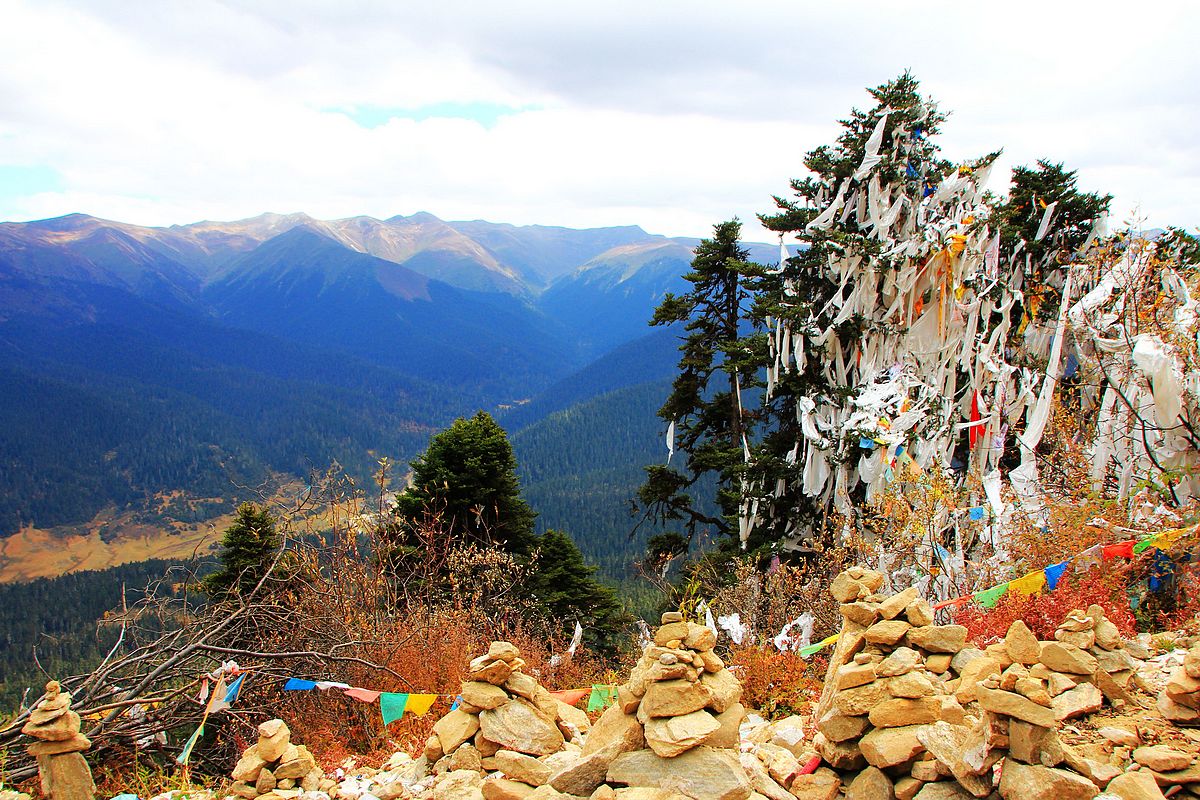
(315, 681, 351, 691)
(1043, 560, 1069, 591)
(1133, 538, 1155, 555)
(1008, 571, 1046, 596)
(586, 685, 617, 713)
(224, 674, 245, 705)
(404, 694, 438, 716)
(550, 689, 591, 707)
(344, 687, 382, 704)
(1102, 540, 1135, 560)
(450, 695, 462, 711)
(205, 676, 229, 714)
(177, 722, 204, 765)
(968, 506, 986, 521)
(859, 437, 875, 449)
(284, 678, 317, 691)
(380, 693, 408, 725)
(973, 583, 1009, 609)
(1074, 544, 1103, 572)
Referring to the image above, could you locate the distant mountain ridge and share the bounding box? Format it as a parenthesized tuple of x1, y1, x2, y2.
(0, 209, 792, 580)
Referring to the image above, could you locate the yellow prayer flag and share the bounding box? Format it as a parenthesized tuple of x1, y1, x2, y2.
(1007, 570, 1046, 596)
(403, 694, 438, 716)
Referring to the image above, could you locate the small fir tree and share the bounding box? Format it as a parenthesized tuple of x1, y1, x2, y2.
(202, 502, 281, 600)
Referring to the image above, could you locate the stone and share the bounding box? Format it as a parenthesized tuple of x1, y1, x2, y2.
(925, 655, 952, 674)
(1047, 673, 1076, 697)
(481, 700, 565, 756)
(788, 770, 841, 800)
(493, 751, 552, 786)
(557, 700, 592, 737)
(889, 672, 936, 698)
(482, 777, 535, 800)
(1133, 745, 1193, 772)
(654, 622, 691, 646)
(463, 681, 511, 710)
(606, 747, 752, 800)
(867, 621, 912, 646)
(1051, 683, 1102, 721)
(906, 625, 968, 654)
(503, 672, 540, 701)
(581, 705, 644, 757)
(836, 680, 892, 716)
(996, 759, 1098, 800)
(449, 744, 483, 772)
(661, 612, 684, 624)
(894, 777, 922, 800)
(256, 767, 277, 793)
(26, 735, 92, 757)
(843, 603, 881, 626)
(869, 698, 942, 729)
(435, 770, 486, 800)
(1004, 621, 1041, 665)
(233, 747, 268, 782)
(34, 753, 96, 800)
(817, 707, 870, 743)
(1158, 691, 1200, 724)
(1055, 630, 1096, 650)
(644, 710, 720, 758)
(831, 572, 872, 603)
(737, 754, 791, 800)
(880, 587, 920, 620)
(878, 648, 923, 677)
(1038, 643, 1098, 675)
(471, 656, 516, 686)
(813, 732, 866, 770)
(489, 642, 521, 662)
(1104, 772, 1166, 800)
(912, 785, 973, 800)
(906, 600, 935, 628)
(639, 680, 712, 719)
(1097, 726, 1139, 746)
(1166, 670, 1200, 708)
(684, 624, 717, 651)
(916, 722, 994, 797)
(701, 703, 745, 749)
(699, 669, 741, 713)
(844, 766, 895, 800)
(1006, 720, 1057, 766)
(859, 725, 929, 769)
(975, 686, 1056, 727)
(548, 750, 615, 796)
(839, 662, 881, 689)
(435, 710, 483, 754)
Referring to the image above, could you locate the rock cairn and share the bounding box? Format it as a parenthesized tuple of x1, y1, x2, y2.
(805, 568, 1177, 800)
(1159, 643, 1200, 725)
(582, 611, 750, 800)
(422, 640, 592, 797)
(229, 719, 331, 799)
(21, 681, 95, 800)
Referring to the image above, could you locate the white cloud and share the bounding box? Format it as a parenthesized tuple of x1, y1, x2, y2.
(1, 0, 1197, 240)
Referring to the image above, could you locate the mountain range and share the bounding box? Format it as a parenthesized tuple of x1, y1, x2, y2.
(0, 210, 790, 581)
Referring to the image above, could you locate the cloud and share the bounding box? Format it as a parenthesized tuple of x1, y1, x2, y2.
(1, 0, 1197, 239)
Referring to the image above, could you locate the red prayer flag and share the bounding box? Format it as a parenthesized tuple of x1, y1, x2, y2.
(969, 391, 982, 447)
(343, 687, 382, 703)
(1101, 540, 1135, 560)
(550, 689, 591, 706)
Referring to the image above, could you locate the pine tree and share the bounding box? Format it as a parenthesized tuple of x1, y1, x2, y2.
(526, 529, 630, 651)
(392, 410, 538, 557)
(635, 219, 765, 563)
(202, 502, 281, 600)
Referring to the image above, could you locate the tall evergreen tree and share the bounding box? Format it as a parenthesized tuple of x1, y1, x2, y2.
(525, 529, 630, 651)
(392, 410, 538, 558)
(202, 502, 281, 600)
(635, 220, 765, 563)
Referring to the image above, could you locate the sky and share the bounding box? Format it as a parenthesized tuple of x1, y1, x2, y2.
(0, 0, 1197, 241)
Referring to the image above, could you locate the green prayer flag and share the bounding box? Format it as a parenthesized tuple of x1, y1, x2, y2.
(381, 692, 409, 725)
(586, 685, 616, 712)
(798, 643, 824, 658)
(973, 583, 1009, 609)
(1133, 539, 1155, 554)
(177, 722, 204, 765)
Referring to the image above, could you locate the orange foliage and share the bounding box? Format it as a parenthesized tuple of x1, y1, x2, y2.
(726, 645, 824, 720)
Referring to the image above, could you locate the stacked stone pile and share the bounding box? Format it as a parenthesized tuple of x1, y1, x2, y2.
(229, 719, 331, 799)
(1158, 643, 1200, 725)
(420, 641, 593, 799)
(21, 681, 96, 800)
(802, 569, 1189, 800)
(538, 612, 750, 800)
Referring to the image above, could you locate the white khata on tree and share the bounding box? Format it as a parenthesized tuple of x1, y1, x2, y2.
(646, 72, 1200, 602)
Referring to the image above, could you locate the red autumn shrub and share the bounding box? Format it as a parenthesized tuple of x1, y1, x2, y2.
(727, 644, 824, 719)
(951, 567, 1137, 645)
